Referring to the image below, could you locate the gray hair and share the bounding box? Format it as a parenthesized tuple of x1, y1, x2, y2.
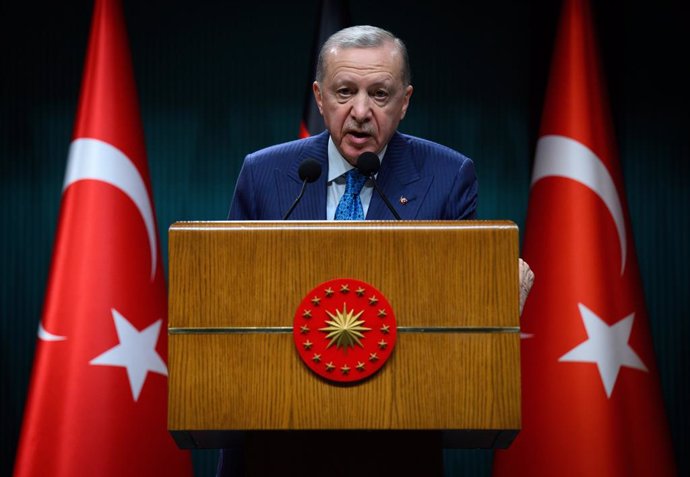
(315, 25, 412, 86)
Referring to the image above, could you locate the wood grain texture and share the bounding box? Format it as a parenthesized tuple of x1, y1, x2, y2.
(168, 333, 520, 431)
(168, 220, 519, 328)
(167, 221, 521, 440)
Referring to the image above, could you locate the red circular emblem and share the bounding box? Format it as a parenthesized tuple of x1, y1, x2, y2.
(293, 278, 397, 383)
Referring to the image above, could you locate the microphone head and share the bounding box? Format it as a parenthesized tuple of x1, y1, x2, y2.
(298, 158, 322, 183)
(356, 152, 381, 177)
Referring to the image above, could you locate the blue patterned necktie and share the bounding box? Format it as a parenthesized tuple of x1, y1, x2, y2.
(334, 169, 368, 220)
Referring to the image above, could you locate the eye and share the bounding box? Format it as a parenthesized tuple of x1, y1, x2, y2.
(373, 89, 389, 101)
(336, 87, 353, 99)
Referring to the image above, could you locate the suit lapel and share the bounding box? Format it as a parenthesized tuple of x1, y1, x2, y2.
(273, 131, 432, 220)
(275, 132, 329, 220)
(366, 132, 433, 220)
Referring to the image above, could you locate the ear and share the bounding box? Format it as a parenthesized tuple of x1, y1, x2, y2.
(400, 85, 414, 120)
(312, 81, 324, 114)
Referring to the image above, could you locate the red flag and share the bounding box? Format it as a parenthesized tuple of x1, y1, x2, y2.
(13, 1, 193, 475)
(493, 0, 677, 475)
(299, 0, 350, 138)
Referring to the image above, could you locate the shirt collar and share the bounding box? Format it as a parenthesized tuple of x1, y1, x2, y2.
(327, 136, 387, 182)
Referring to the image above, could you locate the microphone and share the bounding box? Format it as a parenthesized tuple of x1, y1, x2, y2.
(356, 152, 401, 220)
(282, 158, 322, 219)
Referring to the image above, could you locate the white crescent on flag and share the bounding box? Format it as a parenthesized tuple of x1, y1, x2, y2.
(37, 322, 67, 341)
(38, 138, 158, 342)
(531, 134, 627, 275)
(63, 138, 158, 279)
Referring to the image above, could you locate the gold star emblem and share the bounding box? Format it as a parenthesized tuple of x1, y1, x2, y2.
(319, 304, 371, 349)
(294, 279, 397, 383)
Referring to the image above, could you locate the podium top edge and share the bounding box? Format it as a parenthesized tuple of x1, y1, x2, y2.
(169, 220, 518, 232)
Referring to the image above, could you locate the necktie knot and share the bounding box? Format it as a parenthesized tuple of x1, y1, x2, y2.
(344, 168, 367, 196)
(334, 169, 367, 220)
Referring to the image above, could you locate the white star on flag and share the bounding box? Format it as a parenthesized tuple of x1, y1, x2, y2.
(559, 303, 648, 398)
(90, 308, 168, 401)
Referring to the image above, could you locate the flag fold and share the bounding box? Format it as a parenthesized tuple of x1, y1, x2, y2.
(493, 0, 676, 475)
(14, 1, 193, 475)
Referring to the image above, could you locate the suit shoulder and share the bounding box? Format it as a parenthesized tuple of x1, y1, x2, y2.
(243, 131, 327, 168)
(398, 133, 473, 166)
(244, 138, 306, 166)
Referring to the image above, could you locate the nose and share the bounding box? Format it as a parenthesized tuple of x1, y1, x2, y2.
(350, 91, 372, 123)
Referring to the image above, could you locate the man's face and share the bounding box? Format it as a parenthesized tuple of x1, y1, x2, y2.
(313, 42, 413, 165)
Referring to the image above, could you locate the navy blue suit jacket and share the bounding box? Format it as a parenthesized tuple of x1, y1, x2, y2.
(228, 130, 477, 220)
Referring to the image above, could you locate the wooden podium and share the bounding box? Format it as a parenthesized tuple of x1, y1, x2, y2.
(167, 220, 521, 450)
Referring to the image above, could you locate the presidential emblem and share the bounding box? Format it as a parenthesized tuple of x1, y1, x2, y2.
(293, 278, 397, 383)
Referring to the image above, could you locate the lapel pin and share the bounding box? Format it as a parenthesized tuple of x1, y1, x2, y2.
(399, 196, 408, 205)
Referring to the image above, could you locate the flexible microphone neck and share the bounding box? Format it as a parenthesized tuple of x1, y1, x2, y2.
(356, 152, 402, 220)
(282, 158, 321, 220)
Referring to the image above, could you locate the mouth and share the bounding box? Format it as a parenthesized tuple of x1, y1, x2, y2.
(349, 130, 370, 139)
(345, 130, 373, 146)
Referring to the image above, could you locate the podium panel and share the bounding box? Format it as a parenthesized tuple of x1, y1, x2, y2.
(168, 221, 520, 448)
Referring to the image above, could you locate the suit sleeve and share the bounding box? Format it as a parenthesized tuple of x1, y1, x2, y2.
(444, 157, 478, 220)
(227, 155, 257, 220)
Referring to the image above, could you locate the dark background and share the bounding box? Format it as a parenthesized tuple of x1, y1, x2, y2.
(1, 0, 687, 475)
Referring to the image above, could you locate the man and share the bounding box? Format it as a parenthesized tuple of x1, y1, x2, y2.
(229, 25, 478, 222)
(229, 23, 533, 309)
(221, 25, 533, 477)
